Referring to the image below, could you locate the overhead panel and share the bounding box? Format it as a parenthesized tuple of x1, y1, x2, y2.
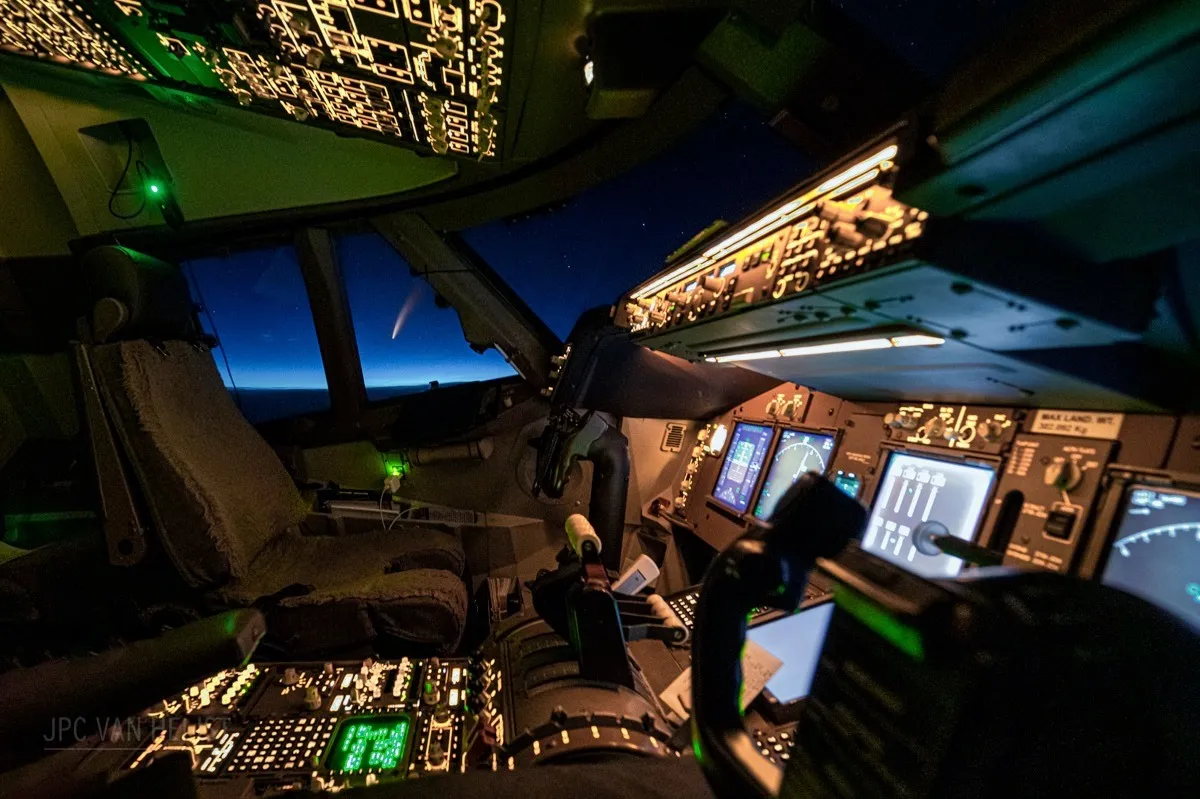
(0, 0, 509, 160)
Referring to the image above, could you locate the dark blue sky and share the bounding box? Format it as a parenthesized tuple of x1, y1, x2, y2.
(464, 103, 816, 339)
(188, 235, 516, 392)
(189, 0, 1035, 395)
(338, 232, 515, 395)
(188, 244, 327, 390)
(828, 0, 1035, 80)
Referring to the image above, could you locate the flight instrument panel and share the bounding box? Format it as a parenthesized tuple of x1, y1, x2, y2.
(753, 429, 837, 521)
(1088, 479, 1200, 629)
(0, 0, 510, 158)
(123, 656, 471, 790)
(651, 381, 1200, 632)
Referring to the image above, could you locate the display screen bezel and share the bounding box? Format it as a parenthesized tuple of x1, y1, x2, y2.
(1095, 482, 1200, 626)
(751, 427, 839, 521)
(748, 595, 836, 723)
(324, 714, 413, 777)
(860, 447, 999, 579)
(709, 421, 777, 515)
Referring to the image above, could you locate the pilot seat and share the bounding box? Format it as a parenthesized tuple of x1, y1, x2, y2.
(74, 245, 469, 655)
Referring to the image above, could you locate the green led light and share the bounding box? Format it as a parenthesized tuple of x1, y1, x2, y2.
(149, 183, 161, 194)
(738, 638, 748, 715)
(834, 586, 924, 661)
(327, 715, 411, 774)
(383, 458, 407, 479)
(4, 511, 95, 524)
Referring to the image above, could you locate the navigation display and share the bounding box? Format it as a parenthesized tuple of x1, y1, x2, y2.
(862, 452, 996, 578)
(747, 601, 835, 704)
(753, 430, 837, 520)
(1102, 485, 1200, 629)
(712, 423, 774, 513)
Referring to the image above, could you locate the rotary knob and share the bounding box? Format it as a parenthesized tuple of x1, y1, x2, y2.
(976, 420, 1005, 443)
(924, 417, 946, 438)
(1044, 460, 1083, 492)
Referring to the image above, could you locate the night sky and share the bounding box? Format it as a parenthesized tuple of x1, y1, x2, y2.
(188, 0, 1035, 404)
(463, 103, 817, 339)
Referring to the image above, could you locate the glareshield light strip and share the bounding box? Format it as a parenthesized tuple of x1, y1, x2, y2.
(630, 144, 899, 300)
(703, 332, 944, 364)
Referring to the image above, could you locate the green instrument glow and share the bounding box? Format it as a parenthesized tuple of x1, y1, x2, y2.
(327, 716, 411, 775)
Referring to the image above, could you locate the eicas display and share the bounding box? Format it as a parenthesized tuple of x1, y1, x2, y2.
(0, 0, 508, 159)
(863, 451, 996, 579)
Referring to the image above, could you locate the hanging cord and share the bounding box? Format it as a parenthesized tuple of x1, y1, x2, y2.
(386, 506, 420, 532)
(107, 130, 147, 221)
(183, 263, 243, 413)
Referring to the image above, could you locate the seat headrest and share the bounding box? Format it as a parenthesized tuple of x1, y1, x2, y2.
(82, 246, 202, 343)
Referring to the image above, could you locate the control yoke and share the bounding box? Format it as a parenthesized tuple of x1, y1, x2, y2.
(690, 474, 865, 798)
(532, 412, 630, 571)
(692, 477, 1200, 799)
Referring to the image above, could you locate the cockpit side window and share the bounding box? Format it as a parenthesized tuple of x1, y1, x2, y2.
(184, 244, 331, 423)
(336, 231, 516, 401)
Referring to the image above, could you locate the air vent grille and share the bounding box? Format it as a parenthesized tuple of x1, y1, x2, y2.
(661, 423, 687, 453)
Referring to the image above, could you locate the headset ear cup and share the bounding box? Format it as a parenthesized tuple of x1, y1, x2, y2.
(92, 298, 131, 343)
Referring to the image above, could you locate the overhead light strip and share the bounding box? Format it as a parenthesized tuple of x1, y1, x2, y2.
(630, 256, 708, 300)
(829, 169, 880, 201)
(704, 332, 944, 364)
(779, 337, 893, 358)
(703, 145, 897, 260)
(629, 144, 898, 300)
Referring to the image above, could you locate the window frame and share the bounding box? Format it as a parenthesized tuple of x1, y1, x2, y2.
(164, 221, 559, 429)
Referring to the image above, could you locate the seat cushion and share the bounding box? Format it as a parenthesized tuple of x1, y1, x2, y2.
(222, 526, 468, 652)
(230, 525, 465, 598)
(91, 340, 308, 585)
(268, 568, 468, 653)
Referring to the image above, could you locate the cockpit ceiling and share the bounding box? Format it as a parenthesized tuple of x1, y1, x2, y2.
(0, 0, 512, 161)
